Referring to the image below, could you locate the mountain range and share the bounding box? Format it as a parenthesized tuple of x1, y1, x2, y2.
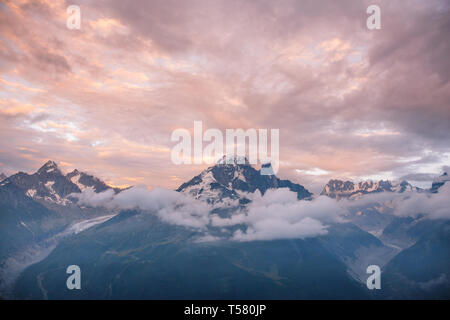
(1, 160, 122, 206)
(1, 159, 449, 299)
(320, 179, 421, 199)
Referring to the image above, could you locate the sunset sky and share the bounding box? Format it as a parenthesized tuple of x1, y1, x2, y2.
(0, 0, 449, 192)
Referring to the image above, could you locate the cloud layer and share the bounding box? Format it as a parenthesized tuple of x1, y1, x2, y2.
(74, 186, 212, 228)
(73, 186, 346, 240)
(343, 183, 450, 220)
(229, 189, 345, 241)
(72, 179, 450, 241)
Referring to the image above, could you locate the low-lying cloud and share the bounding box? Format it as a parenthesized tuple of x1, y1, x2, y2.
(72, 187, 346, 240)
(343, 183, 450, 220)
(72, 182, 450, 242)
(73, 187, 211, 229)
(222, 189, 345, 241)
(394, 183, 450, 220)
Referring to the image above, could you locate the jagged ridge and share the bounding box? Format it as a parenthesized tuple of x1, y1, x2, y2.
(1, 160, 122, 205)
(177, 157, 312, 204)
(321, 179, 421, 199)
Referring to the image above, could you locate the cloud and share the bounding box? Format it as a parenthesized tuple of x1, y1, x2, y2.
(399, 173, 439, 182)
(72, 187, 115, 207)
(71, 181, 450, 243)
(232, 217, 328, 241)
(342, 184, 450, 220)
(72, 186, 211, 229)
(394, 183, 450, 219)
(73, 186, 347, 240)
(227, 189, 345, 241)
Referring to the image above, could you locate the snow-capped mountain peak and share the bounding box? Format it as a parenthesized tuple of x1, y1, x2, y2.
(1, 161, 122, 206)
(37, 160, 61, 175)
(177, 158, 312, 205)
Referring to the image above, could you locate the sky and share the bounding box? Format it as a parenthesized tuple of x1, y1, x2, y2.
(0, 0, 449, 193)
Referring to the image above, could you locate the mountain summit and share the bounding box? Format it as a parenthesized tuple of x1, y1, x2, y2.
(36, 160, 61, 175)
(177, 157, 312, 204)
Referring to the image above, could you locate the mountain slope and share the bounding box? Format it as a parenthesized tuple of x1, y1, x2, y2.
(318, 223, 399, 283)
(0, 182, 58, 263)
(381, 221, 450, 299)
(0, 161, 123, 297)
(13, 209, 368, 299)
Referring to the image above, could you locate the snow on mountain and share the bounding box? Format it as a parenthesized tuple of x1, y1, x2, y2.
(0, 173, 7, 182)
(67, 170, 89, 191)
(66, 169, 120, 193)
(2, 161, 78, 205)
(37, 160, 60, 174)
(1, 160, 122, 206)
(321, 179, 420, 199)
(177, 156, 312, 205)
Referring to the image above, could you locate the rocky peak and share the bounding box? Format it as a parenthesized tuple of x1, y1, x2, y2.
(321, 179, 355, 198)
(37, 160, 61, 175)
(1, 161, 122, 206)
(321, 179, 418, 199)
(66, 169, 113, 193)
(177, 158, 312, 204)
